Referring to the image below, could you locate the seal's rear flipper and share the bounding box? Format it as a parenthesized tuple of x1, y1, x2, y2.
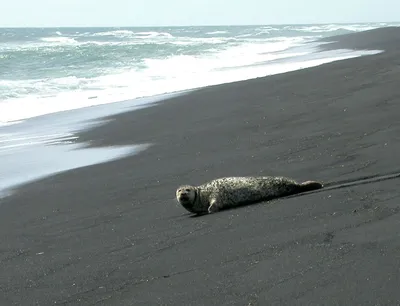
(299, 181, 323, 192)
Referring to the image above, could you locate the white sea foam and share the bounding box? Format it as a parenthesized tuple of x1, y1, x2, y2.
(92, 29, 137, 37)
(92, 30, 174, 39)
(134, 31, 174, 38)
(206, 31, 229, 35)
(0, 49, 382, 124)
(40, 36, 78, 44)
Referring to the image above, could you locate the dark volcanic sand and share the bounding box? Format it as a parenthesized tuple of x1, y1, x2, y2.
(1, 27, 400, 305)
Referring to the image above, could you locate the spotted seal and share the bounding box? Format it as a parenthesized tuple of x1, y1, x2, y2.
(176, 176, 323, 214)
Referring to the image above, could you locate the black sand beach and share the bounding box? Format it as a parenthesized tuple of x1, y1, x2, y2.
(1, 27, 400, 305)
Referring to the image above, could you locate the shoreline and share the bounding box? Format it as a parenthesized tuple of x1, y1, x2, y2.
(1, 26, 400, 305)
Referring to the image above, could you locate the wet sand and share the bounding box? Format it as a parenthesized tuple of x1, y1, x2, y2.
(1, 27, 400, 305)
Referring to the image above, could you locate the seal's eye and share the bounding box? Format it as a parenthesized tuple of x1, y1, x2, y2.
(185, 189, 190, 192)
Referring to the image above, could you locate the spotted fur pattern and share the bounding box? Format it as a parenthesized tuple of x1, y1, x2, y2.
(176, 176, 323, 215)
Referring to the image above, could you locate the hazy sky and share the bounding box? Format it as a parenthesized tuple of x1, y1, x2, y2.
(1, 0, 399, 27)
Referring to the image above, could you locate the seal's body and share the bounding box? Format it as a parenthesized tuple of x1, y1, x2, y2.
(176, 176, 323, 214)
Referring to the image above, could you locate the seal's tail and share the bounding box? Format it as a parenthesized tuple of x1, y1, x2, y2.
(298, 180, 323, 192)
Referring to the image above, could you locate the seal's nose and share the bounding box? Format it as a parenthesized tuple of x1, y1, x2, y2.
(179, 194, 189, 200)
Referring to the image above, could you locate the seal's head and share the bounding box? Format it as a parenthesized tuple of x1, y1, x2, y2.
(176, 185, 197, 211)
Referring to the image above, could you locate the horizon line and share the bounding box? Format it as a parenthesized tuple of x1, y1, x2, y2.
(0, 21, 399, 29)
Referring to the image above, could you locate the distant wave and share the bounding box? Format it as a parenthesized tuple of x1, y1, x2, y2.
(92, 30, 174, 39)
(286, 23, 384, 33)
(2, 23, 394, 52)
(133, 31, 174, 38)
(205, 31, 229, 35)
(0, 36, 239, 51)
(40, 36, 78, 44)
(92, 29, 135, 37)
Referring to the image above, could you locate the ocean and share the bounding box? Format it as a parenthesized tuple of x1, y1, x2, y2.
(1, 23, 396, 125)
(0, 23, 396, 197)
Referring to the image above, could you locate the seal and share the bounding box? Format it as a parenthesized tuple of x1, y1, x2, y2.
(176, 176, 323, 215)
